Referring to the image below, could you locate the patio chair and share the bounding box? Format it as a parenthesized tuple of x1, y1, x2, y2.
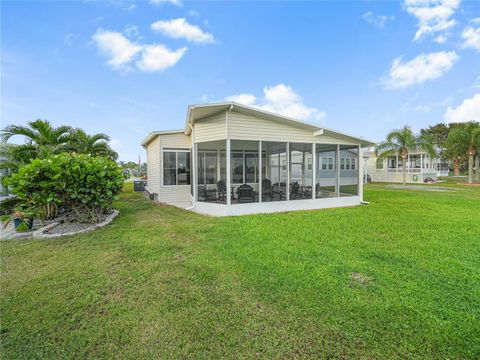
(237, 184, 255, 203)
(272, 182, 285, 200)
(217, 180, 226, 202)
(201, 186, 217, 202)
(290, 181, 300, 199)
(261, 178, 273, 201)
(303, 186, 312, 199)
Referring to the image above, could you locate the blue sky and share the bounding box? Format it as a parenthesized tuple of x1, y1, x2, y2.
(2, 0, 479, 162)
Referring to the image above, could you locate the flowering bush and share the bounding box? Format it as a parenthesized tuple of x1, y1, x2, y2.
(5, 153, 124, 223)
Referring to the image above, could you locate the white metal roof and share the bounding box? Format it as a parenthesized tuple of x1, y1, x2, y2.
(142, 102, 376, 147)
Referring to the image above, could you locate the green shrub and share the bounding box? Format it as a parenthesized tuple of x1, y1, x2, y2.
(5, 153, 124, 223)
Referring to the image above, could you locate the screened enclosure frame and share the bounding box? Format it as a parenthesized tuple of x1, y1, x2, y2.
(193, 139, 361, 206)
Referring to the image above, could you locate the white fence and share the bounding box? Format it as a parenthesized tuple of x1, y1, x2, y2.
(370, 170, 437, 183)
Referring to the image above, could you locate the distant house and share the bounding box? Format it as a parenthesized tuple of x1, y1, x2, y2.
(363, 149, 449, 183)
(142, 102, 374, 216)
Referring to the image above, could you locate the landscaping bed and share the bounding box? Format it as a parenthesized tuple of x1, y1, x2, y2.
(1, 211, 119, 241)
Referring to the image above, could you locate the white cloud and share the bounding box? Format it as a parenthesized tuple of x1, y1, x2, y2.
(136, 44, 187, 72)
(363, 12, 395, 28)
(473, 76, 480, 89)
(434, 34, 447, 43)
(124, 25, 139, 38)
(188, 10, 200, 18)
(226, 93, 257, 105)
(123, 4, 136, 11)
(381, 51, 459, 90)
(400, 102, 432, 112)
(444, 93, 480, 123)
(149, 0, 182, 7)
(403, 0, 460, 41)
(461, 26, 480, 52)
(92, 29, 142, 70)
(151, 18, 214, 43)
(226, 84, 326, 122)
(92, 28, 186, 73)
(64, 33, 76, 46)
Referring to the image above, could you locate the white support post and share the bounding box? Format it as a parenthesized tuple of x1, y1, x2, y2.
(312, 143, 316, 199)
(336, 144, 340, 197)
(258, 141, 262, 203)
(358, 145, 363, 201)
(226, 139, 231, 206)
(286, 142, 290, 201)
(193, 143, 198, 202)
(217, 149, 221, 181)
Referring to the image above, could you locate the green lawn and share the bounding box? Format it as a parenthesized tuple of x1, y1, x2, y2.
(1, 182, 479, 359)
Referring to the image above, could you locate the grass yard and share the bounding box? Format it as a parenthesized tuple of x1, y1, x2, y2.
(1, 181, 479, 359)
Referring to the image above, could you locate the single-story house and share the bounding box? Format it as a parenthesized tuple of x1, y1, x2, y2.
(142, 102, 375, 216)
(363, 149, 449, 183)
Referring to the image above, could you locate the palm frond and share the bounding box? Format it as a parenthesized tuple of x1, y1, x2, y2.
(1, 124, 38, 143)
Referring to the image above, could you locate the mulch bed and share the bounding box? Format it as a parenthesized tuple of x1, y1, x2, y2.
(44, 213, 110, 235)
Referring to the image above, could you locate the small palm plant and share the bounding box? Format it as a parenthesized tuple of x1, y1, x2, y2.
(376, 126, 419, 185)
(67, 128, 118, 160)
(1, 119, 72, 159)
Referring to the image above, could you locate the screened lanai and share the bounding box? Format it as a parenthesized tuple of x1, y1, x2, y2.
(194, 140, 360, 206)
(142, 102, 374, 215)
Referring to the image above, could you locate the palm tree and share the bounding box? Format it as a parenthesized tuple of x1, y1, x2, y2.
(0, 143, 37, 172)
(418, 132, 440, 170)
(67, 128, 118, 160)
(376, 126, 418, 185)
(446, 122, 480, 183)
(465, 123, 480, 184)
(1, 119, 72, 159)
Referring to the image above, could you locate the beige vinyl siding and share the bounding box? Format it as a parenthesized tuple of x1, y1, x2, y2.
(160, 132, 191, 148)
(146, 137, 161, 195)
(227, 111, 357, 145)
(228, 111, 312, 142)
(158, 132, 192, 208)
(194, 112, 226, 142)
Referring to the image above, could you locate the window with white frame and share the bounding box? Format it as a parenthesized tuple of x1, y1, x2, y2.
(320, 157, 335, 171)
(163, 149, 190, 185)
(339, 157, 357, 170)
(328, 157, 334, 170)
(307, 157, 313, 171)
(321, 157, 327, 170)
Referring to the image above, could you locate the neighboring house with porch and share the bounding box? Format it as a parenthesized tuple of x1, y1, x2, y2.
(363, 149, 449, 183)
(142, 102, 374, 216)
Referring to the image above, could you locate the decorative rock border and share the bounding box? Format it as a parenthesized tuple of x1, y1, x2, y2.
(32, 210, 119, 239)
